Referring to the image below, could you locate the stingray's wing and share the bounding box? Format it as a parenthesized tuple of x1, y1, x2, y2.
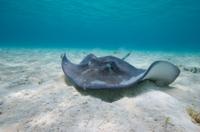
(142, 61, 180, 86)
(61, 54, 84, 88)
(118, 61, 180, 87)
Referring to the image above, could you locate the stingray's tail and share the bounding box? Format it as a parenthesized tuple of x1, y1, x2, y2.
(122, 52, 131, 60)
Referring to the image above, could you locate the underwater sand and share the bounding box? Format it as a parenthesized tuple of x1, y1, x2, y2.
(0, 48, 200, 132)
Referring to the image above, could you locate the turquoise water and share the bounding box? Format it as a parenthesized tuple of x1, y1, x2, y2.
(0, 0, 200, 51)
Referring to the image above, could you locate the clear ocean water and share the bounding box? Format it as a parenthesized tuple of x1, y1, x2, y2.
(0, 0, 200, 51)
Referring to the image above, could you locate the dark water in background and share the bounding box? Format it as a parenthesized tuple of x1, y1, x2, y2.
(0, 0, 200, 51)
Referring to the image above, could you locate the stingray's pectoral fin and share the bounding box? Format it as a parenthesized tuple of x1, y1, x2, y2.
(61, 53, 75, 66)
(62, 53, 71, 62)
(142, 61, 180, 86)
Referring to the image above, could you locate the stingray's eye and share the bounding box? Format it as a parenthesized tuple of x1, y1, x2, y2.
(89, 58, 99, 66)
(106, 63, 112, 69)
(88, 61, 91, 65)
(109, 62, 118, 71)
(104, 61, 118, 72)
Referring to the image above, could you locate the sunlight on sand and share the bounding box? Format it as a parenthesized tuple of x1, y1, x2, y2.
(0, 48, 200, 131)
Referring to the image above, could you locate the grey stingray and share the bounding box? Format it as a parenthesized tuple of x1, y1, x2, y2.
(61, 53, 180, 90)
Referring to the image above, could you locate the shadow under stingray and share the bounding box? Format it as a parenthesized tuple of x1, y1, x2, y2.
(64, 77, 175, 103)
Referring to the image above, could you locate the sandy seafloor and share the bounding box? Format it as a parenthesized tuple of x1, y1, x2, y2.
(0, 48, 200, 132)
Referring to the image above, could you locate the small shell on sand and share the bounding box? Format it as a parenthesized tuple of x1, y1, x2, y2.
(187, 107, 200, 124)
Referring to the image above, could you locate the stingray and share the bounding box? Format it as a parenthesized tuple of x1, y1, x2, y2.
(61, 53, 180, 90)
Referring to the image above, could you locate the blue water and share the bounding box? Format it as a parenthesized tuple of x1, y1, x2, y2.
(0, 0, 200, 51)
